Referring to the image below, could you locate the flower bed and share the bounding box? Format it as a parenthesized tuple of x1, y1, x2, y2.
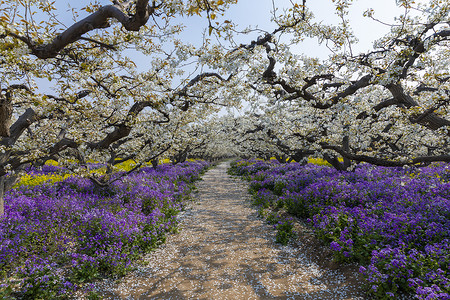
(229, 159, 450, 300)
(0, 160, 209, 299)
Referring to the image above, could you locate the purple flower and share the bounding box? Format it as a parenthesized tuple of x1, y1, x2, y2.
(1, 160, 209, 297)
(232, 159, 450, 299)
(330, 241, 342, 252)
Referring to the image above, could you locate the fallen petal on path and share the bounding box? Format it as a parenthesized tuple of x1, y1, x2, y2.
(85, 161, 365, 299)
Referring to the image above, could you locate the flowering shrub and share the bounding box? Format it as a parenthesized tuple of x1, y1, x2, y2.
(230, 159, 450, 299)
(16, 257, 74, 299)
(274, 217, 296, 245)
(0, 160, 209, 298)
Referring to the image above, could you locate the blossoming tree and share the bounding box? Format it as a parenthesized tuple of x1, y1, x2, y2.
(219, 0, 450, 169)
(0, 0, 239, 215)
(1, 0, 449, 216)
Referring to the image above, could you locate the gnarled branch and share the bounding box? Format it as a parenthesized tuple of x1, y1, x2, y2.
(5, 0, 158, 59)
(321, 143, 450, 167)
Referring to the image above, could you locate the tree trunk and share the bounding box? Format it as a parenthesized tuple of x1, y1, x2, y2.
(0, 97, 12, 137)
(323, 153, 344, 171)
(151, 159, 158, 168)
(342, 136, 352, 170)
(275, 154, 287, 163)
(179, 151, 188, 164)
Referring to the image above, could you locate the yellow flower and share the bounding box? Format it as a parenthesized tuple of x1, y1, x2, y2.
(15, 173, 71, 187)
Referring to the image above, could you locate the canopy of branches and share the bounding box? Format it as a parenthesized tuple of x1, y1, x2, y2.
(0, 0, 448, 180)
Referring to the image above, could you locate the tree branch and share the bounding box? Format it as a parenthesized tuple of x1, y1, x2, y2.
(321, 143, 450, 167)
(174, 72, 233, 111)
(88, 99, 169, 150)
(88, 144, 171, 188)
(386, 83, 450, 130)
(6, 0, 158, 59)
(46, 90, 91, 104)
(1, 108, 40, 147)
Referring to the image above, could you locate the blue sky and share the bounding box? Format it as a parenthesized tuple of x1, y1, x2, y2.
(178, 0, 405, 59)
(50, 0, 404, 59)
(33, 0, 406, 97)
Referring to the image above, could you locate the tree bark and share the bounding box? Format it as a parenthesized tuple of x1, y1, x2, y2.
(0, 97, 12, 137)
(151, 159, 158, 168)
(386, 83, 450, 130)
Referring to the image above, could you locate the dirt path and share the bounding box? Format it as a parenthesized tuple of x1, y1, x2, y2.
(90, 162, 364, 299)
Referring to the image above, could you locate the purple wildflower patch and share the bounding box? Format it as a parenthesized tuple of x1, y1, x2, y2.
(229, 159, 450, 299)
(0, 160, 209, 298)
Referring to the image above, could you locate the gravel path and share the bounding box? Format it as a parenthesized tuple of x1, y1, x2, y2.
(90, 162, 364, 299)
